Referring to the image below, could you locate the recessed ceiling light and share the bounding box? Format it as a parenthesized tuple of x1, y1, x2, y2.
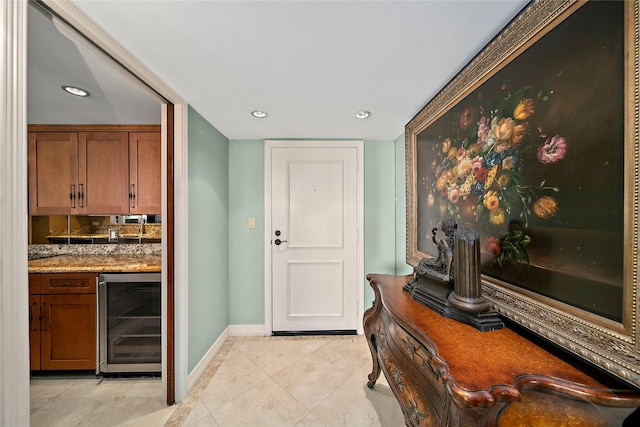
(251, 110, 267, 118)
(355, 110, 371, 119)
(61, 85, 90, 97)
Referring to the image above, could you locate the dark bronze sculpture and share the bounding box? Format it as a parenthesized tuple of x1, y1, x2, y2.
(404, 219, 503, 332)
(411, 219, 457, 284)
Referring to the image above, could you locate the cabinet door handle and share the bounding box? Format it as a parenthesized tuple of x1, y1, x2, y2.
(78, 184, 84, 208)
(30, 302, 39, 331)
(129, 184, 135, 209)
(70, 184, 76, 208)
(41, 303, 48, 331)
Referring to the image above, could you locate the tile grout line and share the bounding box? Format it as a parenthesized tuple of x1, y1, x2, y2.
(163, 339, 235, 427)
(164, 335, 364, 426)
(273, 338, 358, 426)
(212, 338, 318, 425)
(253, 338, 337, 427)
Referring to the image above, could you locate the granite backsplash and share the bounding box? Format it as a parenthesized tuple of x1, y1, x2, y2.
(28, 243, 161, 260)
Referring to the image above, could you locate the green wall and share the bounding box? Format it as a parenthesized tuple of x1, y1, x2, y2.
(186, 132, 407, 369)
(363, 140, 398, 306)
(187, 106, 229, 372)
(227, 139, 404, 324)
(228, 140, 265, 325)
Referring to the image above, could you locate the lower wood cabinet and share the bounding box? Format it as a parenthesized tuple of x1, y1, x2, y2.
(29, 273, 97, 370)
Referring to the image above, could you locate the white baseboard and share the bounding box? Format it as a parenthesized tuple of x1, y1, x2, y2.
(229, 324, 266, 336)
(187, 327, 229, 393)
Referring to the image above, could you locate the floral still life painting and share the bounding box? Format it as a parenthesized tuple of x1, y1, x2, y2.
(413, 0, 625, 322)
(427, 80, 565, 266)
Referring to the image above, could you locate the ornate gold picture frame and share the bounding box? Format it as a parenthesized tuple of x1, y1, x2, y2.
(405, 0, 640, 389)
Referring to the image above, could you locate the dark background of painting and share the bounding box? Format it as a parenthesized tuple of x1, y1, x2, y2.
(414, 1, 624, 320)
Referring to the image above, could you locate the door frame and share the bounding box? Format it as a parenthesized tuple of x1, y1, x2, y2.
(1, 2, 30, 424)
(40, 0, 191, 402)
(1, 4, 191, 422)
(264, 140, 365, 336)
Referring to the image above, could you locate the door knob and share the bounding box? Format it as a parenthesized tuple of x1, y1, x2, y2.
(274, 239, 287, 245)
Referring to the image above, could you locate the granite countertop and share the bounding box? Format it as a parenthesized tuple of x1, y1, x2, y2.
(45, 234, 159, 239)
(28, 254, 161, 273)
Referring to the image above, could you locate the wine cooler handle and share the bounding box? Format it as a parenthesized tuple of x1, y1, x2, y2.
(96, 278, 101, 375)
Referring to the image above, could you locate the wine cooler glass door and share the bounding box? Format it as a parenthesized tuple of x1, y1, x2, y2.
(98, 273, 161, 373)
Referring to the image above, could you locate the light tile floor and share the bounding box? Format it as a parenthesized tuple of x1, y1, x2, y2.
(31, 335, 405, 426)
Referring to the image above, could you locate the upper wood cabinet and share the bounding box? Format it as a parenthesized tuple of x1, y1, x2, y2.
(28, 126, 161, 216)
(28, 132, 79, 215)
(129, 132, 161, 214)
(79, 131, 130, 214)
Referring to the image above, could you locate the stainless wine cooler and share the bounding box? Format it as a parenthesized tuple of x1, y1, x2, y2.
(97, 273, 161, 373)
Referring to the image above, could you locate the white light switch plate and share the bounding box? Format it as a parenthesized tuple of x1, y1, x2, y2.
(248, 218, 255, 229)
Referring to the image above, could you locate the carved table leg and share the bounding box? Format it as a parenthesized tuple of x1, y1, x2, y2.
(366, 332, 381, 388)
(364, 275, 384, 389)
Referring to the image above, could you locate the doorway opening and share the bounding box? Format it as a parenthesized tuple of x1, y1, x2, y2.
(26, 0, 183, 406)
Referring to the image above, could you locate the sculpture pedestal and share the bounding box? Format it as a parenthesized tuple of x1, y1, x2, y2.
(404, 275, 504, 332)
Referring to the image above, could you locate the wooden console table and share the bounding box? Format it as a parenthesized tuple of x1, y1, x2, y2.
(364, 274, 640, 426)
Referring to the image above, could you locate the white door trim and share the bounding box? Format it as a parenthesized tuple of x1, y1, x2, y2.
(1, 1, 30, 425)
(265, 140, 364, 336)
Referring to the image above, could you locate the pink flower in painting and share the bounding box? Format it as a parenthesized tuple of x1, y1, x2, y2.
(447, 186, 460, 204)
(456, 147, 467, 162)
(477, 117, 491, 145)
(471, 156, 484, 174)
(537, 135, 568, 164)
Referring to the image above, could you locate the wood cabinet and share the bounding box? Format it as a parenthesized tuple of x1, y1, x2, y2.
(28, 125, 160, 215)
(27, 132, 79, 215)
(129, 132, 161, 214)
(364, 274, 640, 426)
(29, 273, 97, 371)
(78, 131, 130, 214)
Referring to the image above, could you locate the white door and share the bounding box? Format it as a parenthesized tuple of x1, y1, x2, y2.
(268, 141, 362, 332)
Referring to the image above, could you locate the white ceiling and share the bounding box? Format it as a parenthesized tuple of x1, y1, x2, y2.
(30, 0, 530, 140)
(28, 3, 162, 125)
